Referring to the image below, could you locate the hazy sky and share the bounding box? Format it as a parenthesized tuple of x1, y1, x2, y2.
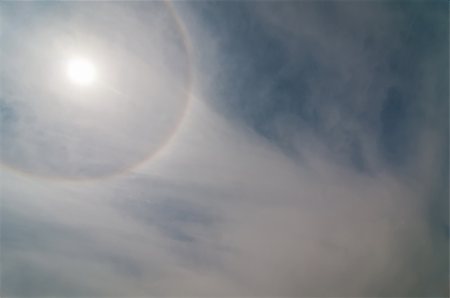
(1, 1, 448, 297)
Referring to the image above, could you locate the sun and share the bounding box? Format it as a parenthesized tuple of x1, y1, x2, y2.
(66, 57, 97, 86)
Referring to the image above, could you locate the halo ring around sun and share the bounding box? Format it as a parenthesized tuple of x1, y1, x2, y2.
(0, 1, 193, 182)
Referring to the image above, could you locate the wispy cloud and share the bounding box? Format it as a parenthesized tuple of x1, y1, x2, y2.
(1, 1, 448, 297)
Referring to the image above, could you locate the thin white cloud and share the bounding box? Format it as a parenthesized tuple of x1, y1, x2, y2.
(1, 1, 447, 297)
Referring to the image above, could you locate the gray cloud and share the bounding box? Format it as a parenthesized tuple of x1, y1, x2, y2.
(1, 1, 448, 297)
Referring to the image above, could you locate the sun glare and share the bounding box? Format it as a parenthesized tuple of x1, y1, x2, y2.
(67, 57, 97, 86)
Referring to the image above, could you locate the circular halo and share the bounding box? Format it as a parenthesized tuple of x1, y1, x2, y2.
(0, 1, 193, 181)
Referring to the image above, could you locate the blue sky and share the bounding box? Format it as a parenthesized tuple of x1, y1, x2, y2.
(0, 1, 448, 297)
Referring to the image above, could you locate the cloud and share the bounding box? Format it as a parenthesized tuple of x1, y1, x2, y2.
(1, 1, 448, 297)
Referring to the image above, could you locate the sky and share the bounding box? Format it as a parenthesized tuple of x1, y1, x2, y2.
(0, 1, 448, 297)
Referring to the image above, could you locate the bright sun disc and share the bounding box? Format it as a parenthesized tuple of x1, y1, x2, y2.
(67, 57, 97, 86)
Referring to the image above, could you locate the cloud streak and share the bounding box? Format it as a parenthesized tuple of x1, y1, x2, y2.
(1, 1, 448, 297)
